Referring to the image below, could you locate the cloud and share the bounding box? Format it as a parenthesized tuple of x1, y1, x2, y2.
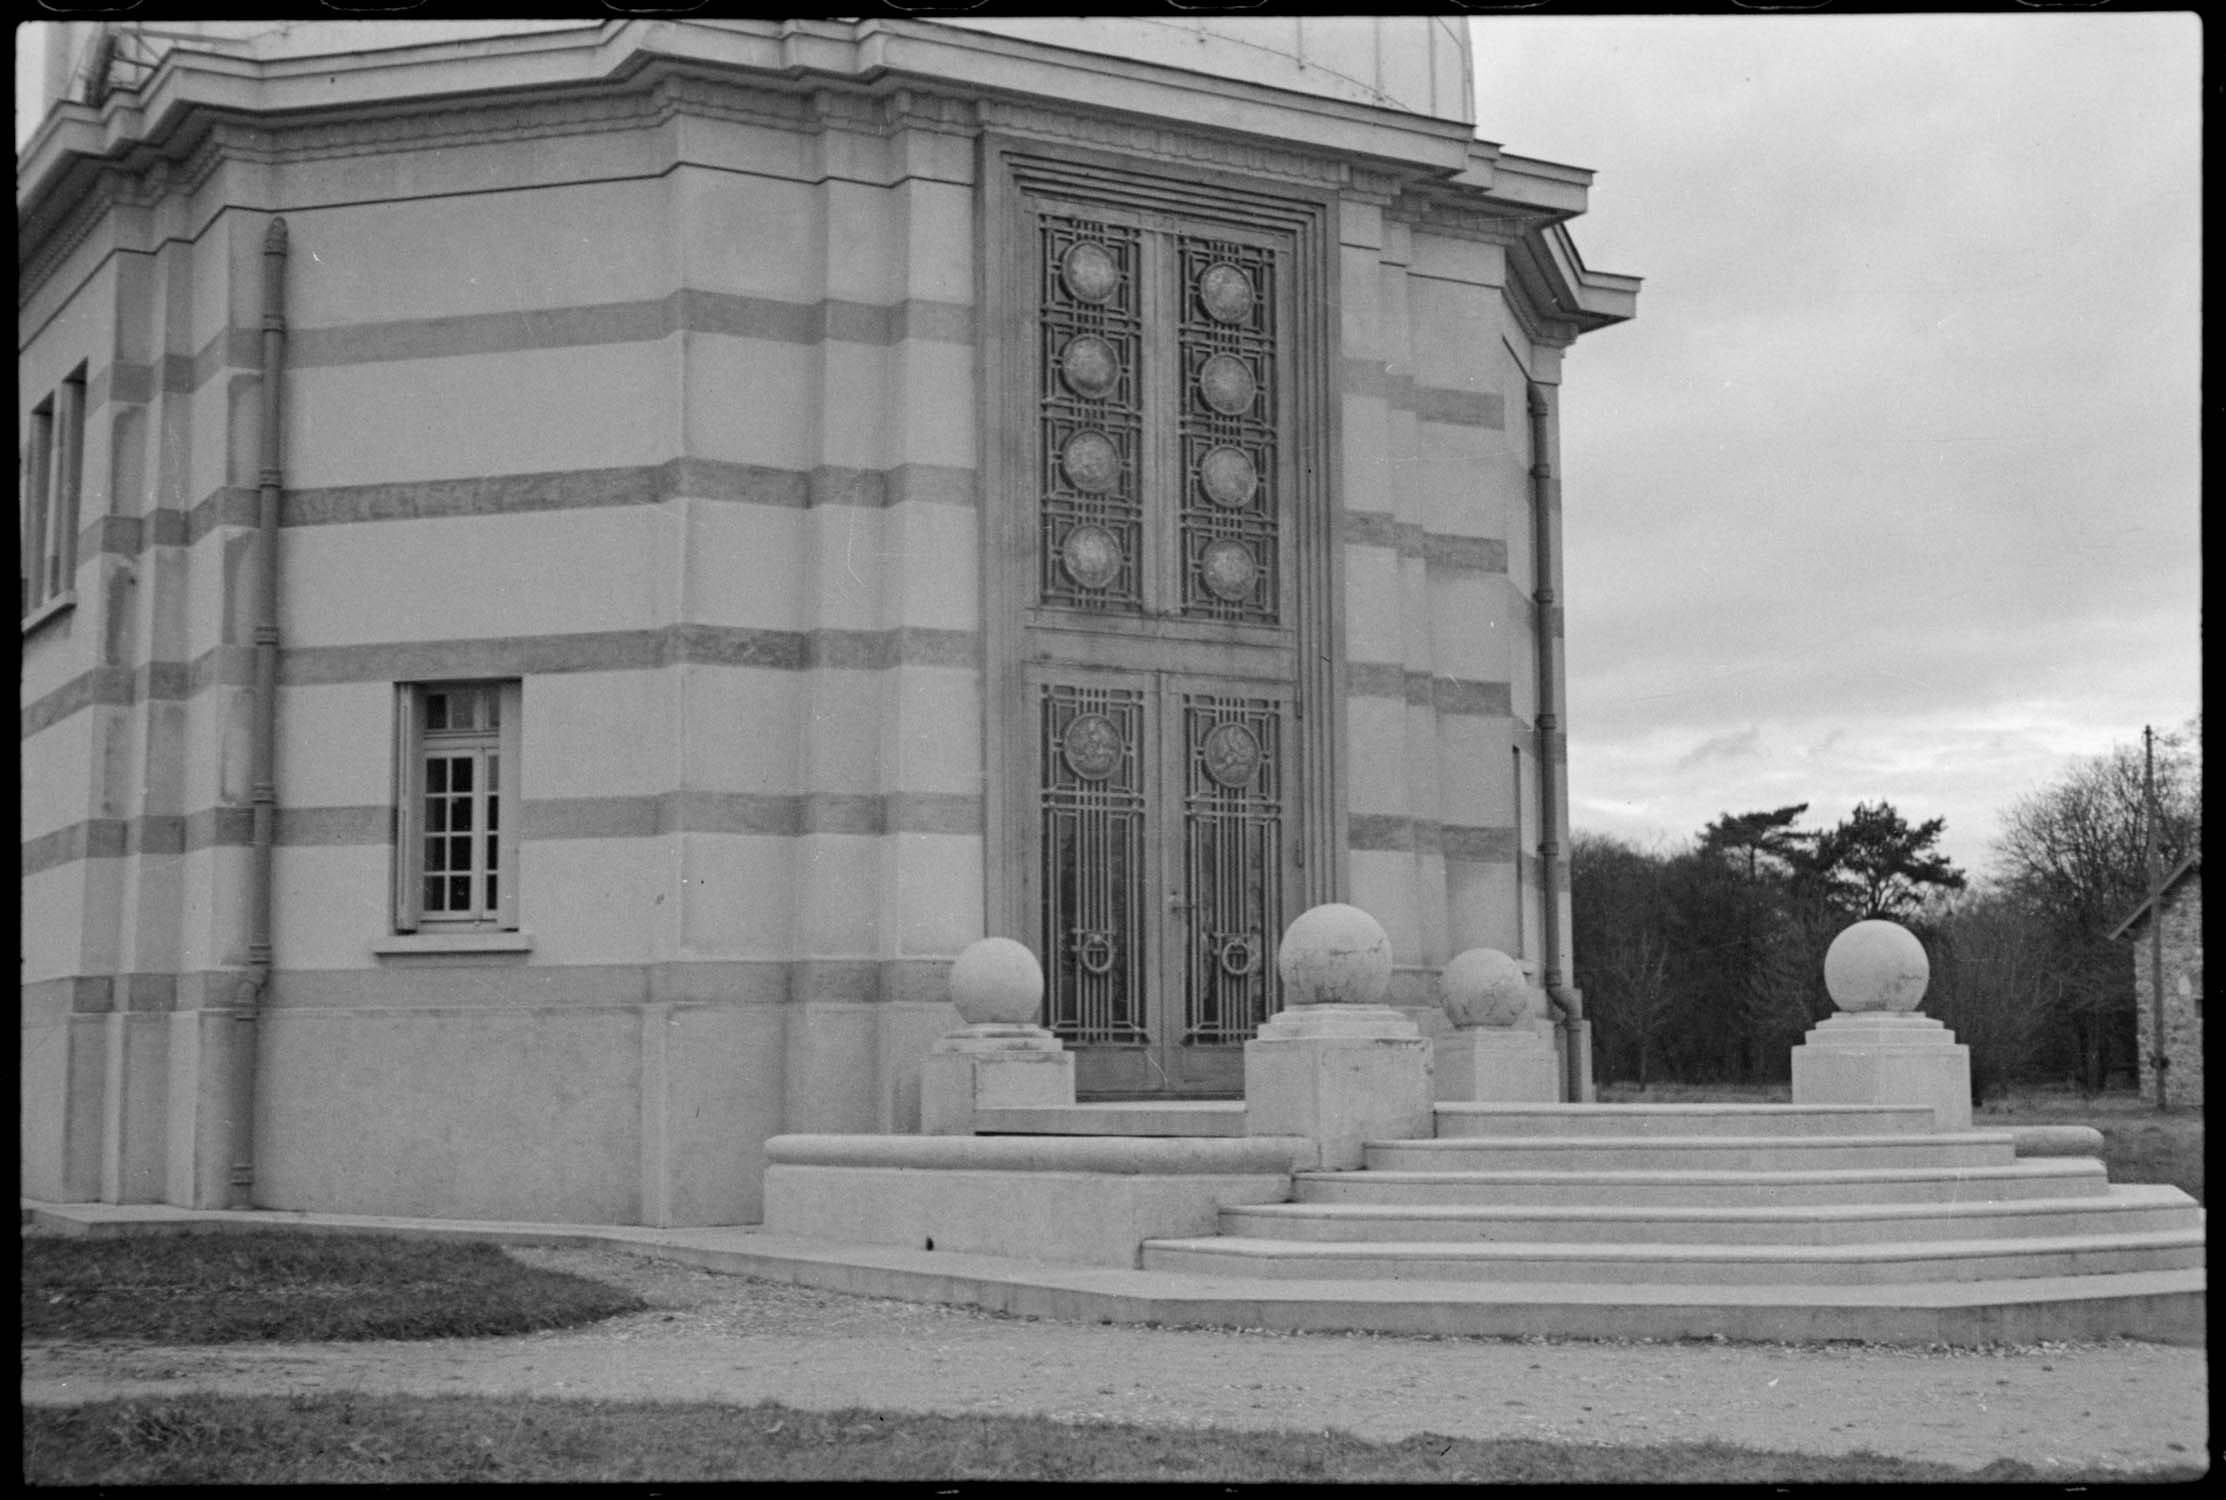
(1478, 15, 2200, 876)
(1674, 725, 1765, 772)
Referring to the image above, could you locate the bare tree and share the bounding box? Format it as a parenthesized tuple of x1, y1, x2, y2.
(1570, 832, 1682, 1086)
(1992, 719, 2201, 1091)
(1923, 891, 2068, 1106)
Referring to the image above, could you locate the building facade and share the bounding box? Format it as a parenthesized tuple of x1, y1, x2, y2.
(20, 17, 1636, 1225)
(2116, 858, 2203, 1108)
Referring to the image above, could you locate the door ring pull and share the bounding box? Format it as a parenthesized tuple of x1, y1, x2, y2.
(1215, 932, 1263, 978)
(1074, 929, 1118, 975)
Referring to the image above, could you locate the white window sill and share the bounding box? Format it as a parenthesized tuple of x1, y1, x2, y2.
(372, 930, 535, 957)
(21, 591, 76, 637)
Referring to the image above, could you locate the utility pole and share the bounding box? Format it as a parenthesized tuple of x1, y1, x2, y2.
(2142, 725, 2169, 1111)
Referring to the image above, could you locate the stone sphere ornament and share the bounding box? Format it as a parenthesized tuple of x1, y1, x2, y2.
(1277, 903, 1393, 1008)
(1823, 919, 1931, 1013)
(949, 937, 1046, 1027)
(1439, 947, 1537, 1029)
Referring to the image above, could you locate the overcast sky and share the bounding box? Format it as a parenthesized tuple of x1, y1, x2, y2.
(18, 17, 2198, 879)
(1469, 12, 2202, 879)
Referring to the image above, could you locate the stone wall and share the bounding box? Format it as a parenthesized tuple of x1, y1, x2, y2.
(1337, 204, 1562, 1022)
(2132, 875, 2203, 1107)
(21, 82, 989, 1225)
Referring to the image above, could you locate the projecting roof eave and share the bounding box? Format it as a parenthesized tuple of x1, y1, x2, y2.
(2108, 853, 2204, 942)
(1455, 141, 1640, 335)
(1531, 220, 1641, 334)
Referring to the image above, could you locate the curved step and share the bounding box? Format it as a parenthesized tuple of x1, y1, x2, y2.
(1366, 1132, 2016, 1173)
(1222, 1185, 2202, 1245)
(1432, 1103, 1940, 1138)
(1139, 1226, 2207, 1284)
(1296, 1157, 2112, 1207)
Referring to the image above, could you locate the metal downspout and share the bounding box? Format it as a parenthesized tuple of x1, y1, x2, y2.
(229, 216, 288, 1209)
(1527, 381, 1585, 1102)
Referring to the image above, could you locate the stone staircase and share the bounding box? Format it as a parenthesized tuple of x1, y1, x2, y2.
(1138, 1103, 2205, 1299)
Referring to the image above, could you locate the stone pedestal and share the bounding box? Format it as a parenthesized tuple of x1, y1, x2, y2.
(1245, 1005, 1432, 1169)
(1791, 1012, 1972, 1130)
(1791, 919, 1968, 1131)
(1433, 946, 1558, 1103)
(920, 1026, 1076, 1135)
(920, 936, 1071, 1135)
(1437, 1026, 1559, 1103)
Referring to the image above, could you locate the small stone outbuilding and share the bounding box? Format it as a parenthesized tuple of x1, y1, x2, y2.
(2112, 855, 2202, 1107)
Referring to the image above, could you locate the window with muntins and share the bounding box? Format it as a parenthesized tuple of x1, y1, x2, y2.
(20, 365, 85, 619)
(394, 681, 522, 930)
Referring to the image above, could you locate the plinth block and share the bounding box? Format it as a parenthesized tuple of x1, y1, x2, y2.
(1790, 1012, 1971, 1130)
(1436, 1027, 1559, 1103)
(1245, 1006, 1432, 1169)
(920, 1026, 1075, 1135)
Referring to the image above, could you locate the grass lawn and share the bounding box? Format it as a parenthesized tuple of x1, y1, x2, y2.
(22, 1229, 2208, 1484)
(1973, 1087, 2204, 1204)
(21, 1229, 646, 1344)
(20, 1394, 2204, 1485)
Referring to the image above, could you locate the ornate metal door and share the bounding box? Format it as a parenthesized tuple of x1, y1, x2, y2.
(1017, 201, 1304, 1096)
(1030, 673, 1292, 1093)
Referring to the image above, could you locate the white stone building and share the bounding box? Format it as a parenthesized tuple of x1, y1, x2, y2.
(19, 17, 1636, 1226)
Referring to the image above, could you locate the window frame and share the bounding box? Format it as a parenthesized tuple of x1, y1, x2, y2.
(20, 365, 85, 621)
(392, 679, 523, 933)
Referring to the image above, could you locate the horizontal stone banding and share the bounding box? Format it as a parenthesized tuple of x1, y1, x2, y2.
(86, 292, 977, 412)
(78, 459, 978, 563)
(21, 793, 987, 876)
(1340, 358, 1506, 429)
(24, 626, 981, 741)
(1340, 511, 1509, 572)
(1345, 814, 1517, 861)
(20, 956, 968, 1019)
(1344, 665, 1515, 718)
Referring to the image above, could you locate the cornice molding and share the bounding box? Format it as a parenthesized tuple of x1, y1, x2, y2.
(21, 73, 976, 309)
(20, 172, 125, 310)
(975, 97, 1352, 190)
(1386, 188, 1544, 247)
(22, 22, 1633, 337)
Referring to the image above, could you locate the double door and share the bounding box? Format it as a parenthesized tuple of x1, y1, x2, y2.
(1030, 671, 1294, 1095)
(1017, 200, 1303, 1095)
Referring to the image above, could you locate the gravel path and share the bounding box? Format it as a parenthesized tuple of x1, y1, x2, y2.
(20, 1245, 2210, 1475)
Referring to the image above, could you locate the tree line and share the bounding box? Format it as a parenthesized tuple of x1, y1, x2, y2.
(1569, 719, 2201, 1100)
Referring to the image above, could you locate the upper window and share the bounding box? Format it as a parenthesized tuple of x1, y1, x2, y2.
(1035, 216, 1285, 628)
(21, 365, 86, 620)
(393, 681, 522, 931)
